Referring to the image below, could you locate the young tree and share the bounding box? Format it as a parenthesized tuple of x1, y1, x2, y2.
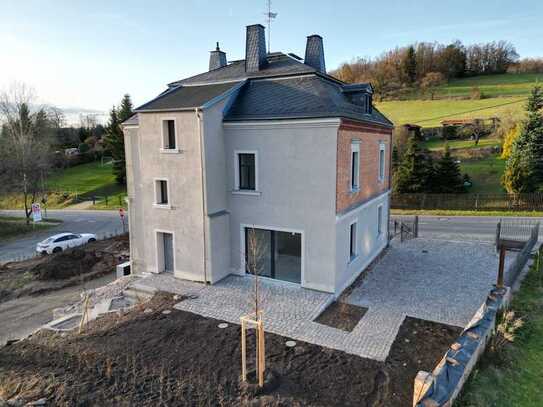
(434, 145, 465, 193)
(0, 83, 53, 223)
(104, 94, 133, 185)
(420, 72, 446, 100)
(501, 124, 521, 160)
(393, 137, 435, 193)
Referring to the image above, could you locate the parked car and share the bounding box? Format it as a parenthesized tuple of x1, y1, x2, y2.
(36, 232, 97, 255)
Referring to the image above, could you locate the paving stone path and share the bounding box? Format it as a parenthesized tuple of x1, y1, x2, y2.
(133, 238, 513, 361)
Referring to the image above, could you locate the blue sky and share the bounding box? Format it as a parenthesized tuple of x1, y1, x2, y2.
(1, 0, 541, 116)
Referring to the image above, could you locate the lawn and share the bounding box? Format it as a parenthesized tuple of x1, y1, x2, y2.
(457, 248, 543, 407)
(0, 216, 61, 242)
(376, 96, 526, 128)
(460, 154, 506, 194)
(421, 136, 501, 151)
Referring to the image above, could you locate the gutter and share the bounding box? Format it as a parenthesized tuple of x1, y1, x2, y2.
(196, 108, 208, 285)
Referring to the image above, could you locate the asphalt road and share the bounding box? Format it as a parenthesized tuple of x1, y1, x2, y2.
(392, 214, 543, 242)
(0, 209, 125, 263)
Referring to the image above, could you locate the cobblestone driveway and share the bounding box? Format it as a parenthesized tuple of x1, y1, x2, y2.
(133, 238, 509, 361)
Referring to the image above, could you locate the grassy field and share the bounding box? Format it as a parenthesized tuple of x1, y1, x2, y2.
(0, 216, 61, 242)
(376, 96, 526, 128)
(460, 154, 506, 194)
(458, 251, 543, 406)
(421, 136, 501, 151)
(391, 209, 543, 217)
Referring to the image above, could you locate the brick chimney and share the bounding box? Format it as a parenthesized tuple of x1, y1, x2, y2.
(304, 35, 326, 73)
(245, 24, 267, 73)
(209, 42, 227, 71)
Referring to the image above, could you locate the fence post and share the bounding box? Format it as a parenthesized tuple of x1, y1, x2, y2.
(495, 220, 501, 252)
(497, 245, 506, 289)
(414, 216, 419, 238)
(92, 196, 95, 205)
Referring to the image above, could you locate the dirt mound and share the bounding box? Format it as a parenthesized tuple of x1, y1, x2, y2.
(31, 249, 101, 280)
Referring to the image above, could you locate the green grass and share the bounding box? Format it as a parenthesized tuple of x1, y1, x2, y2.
(0, 216, 61, 242)
(435, 73, 543, 99)
(421, 137, 501, 151)
(457, 251, 543, 406)
(460, 154, 506, 194)
(376, 96, 526, 128)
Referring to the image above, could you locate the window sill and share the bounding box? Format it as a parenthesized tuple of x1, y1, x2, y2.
(350, 187, 360, 194)
(153, 203, 172, 209)
(232, 190, 261, 197)
(160, 148, 183, 154)
(349, 254, 359, 264)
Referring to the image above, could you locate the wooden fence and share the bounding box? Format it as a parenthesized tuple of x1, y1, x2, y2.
(391, 193, 543, 212)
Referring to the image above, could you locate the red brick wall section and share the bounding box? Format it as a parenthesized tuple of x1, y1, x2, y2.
(336, 119, 392, 214)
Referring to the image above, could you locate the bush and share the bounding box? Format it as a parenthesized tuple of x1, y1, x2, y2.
(442, 125, 459, 140)
(78, 143, 90, 154)
(470, 86, 484, 100)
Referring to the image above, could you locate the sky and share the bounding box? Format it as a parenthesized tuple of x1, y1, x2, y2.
(1, 0, 542, 120)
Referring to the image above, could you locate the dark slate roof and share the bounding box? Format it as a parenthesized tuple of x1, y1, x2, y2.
(135, 82, 242, 112)
(169, 53, 316, 86)
(224, 75, 393, 127)
(122, 113, 139, 126)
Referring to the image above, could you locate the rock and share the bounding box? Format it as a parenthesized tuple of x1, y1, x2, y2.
(143, 308, 153, 314)
(162, 310, 171, 315)
(173, 295, 180, 301)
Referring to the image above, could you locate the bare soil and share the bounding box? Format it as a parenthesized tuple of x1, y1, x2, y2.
(0, 293, 461, 406)
(0, 235, 128, 303)
(314, 301, 367, 332)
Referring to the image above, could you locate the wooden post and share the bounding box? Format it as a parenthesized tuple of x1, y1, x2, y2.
(497, 245, 506, 288)
(240, 313, 265, 387)
(414, 216, 419, 238)
(495, 220, 501, 252)
(79, 294, 90, 334)
(413, 371, 433, 407)
(241, 318, 247, 381)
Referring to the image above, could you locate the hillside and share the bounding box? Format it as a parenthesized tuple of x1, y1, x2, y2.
(375, 73, 540, 128)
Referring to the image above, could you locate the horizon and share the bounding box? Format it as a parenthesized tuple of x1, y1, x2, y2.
(2, 0, 542, 118)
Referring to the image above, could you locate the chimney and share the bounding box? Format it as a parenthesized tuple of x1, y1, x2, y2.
(209, 42, 227, 71)
(304, 35, 326, 73)
(245, 24, 267, 73)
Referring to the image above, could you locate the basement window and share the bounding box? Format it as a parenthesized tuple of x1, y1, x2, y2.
(378, 205, 383, 236)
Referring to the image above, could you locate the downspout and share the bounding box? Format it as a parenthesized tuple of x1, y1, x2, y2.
(196, 108, 208, 285)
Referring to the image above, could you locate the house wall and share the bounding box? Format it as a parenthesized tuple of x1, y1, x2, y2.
(223, 119, 339, 293)
(124, 111, 207, 281)
(336, 120, 392, 214)
(334, 192, 390, 294)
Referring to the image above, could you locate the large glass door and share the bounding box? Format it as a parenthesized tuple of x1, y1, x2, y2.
(245, 227, 301, 284)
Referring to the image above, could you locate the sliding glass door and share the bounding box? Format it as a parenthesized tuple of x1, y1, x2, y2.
(245, 227, 301, 284)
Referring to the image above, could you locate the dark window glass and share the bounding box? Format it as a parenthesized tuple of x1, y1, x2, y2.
(238, 153, 255, 190)
(351, 151, 359, 189)
(159, 180, 168, 204)
(350, 223, 356, 258)
(166, 120, 176, 149)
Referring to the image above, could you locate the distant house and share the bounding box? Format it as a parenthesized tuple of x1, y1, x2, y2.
(122, 24, 393, 295)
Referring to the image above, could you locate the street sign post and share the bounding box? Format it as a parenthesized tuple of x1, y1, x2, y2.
(32, 203, 42, 223)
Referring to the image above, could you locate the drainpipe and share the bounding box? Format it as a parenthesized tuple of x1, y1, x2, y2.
(196, 108, 208, 285)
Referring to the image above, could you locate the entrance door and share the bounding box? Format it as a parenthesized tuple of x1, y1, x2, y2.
(163, 233, 174, 273)
(245, 227, 301, 284)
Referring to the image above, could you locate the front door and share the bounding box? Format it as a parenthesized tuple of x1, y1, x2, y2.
(245, 227, 301, 284)
(163, 233, 174, 273)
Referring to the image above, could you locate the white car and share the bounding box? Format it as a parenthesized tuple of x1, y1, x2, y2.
(36, 232, 97, 255)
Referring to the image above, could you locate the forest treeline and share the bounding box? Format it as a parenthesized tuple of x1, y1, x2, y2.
(331, 40, 542, 100)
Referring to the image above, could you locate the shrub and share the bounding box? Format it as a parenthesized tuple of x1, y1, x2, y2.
(78, 143, 90, 154)
(470, 86, 484, 100)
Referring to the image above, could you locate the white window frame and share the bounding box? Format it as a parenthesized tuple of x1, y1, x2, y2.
(349, 220, 358, 261)
(351, 141, 360, 192)
(155, 229, 175, 274)
(160, 118, 181, 153)
(233, 150, 260, 196)
(153, 177, 171, 209)
(377, 204, 383, 236)
(378, 142, 386, 182)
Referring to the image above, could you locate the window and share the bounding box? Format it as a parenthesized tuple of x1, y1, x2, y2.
(236, 152, 256, 191)
(155, 179, 169, 205)
(377, 205, 383, 236)
(379, 143, 385, 182)
(349, 222, 357, 260)
(351, 142, 360, 191)
(162, 119, 177, 150)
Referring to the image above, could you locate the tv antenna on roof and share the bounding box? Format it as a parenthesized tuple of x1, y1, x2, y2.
(264, 0, 277, 53)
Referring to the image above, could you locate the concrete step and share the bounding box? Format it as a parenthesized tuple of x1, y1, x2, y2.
(123, 283, 157, 302)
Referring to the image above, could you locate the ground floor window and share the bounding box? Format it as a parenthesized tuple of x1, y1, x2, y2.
(378, 205, 383, 235)
(245, 227, 301, 284)
(350, 222, 357, 260)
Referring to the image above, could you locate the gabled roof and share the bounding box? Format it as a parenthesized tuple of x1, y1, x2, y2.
(135, 82, 242, 112)
(224, 75, 393, 127)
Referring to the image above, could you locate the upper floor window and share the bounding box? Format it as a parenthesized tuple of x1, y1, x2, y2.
(351, 141, 360, 191)
(235, 151, 257, 191)
(162, 119, 177, 150)
(378, 143, 385, 182)
(155, 179, 169, 206)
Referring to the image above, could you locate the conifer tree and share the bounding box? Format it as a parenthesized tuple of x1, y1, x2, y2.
(434, 145, 465, 193)
(393, 137, 434, 193)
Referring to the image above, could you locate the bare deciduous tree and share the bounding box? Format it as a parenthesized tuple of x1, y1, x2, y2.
(0, 83, 53, 223)
(245, 227, 267, 317)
